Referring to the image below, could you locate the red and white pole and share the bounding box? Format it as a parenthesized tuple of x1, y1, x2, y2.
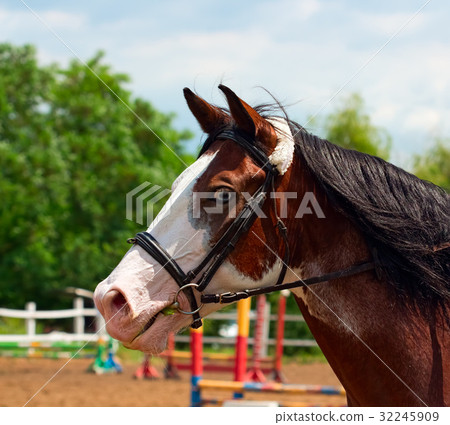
(245, 295, 267, 382)
(273, 291, 288, 382)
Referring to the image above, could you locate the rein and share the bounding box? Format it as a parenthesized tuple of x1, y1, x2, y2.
(127, 127, 375, 328)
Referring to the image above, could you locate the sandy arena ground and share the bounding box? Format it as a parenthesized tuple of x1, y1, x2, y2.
(0, 356, 346, 407)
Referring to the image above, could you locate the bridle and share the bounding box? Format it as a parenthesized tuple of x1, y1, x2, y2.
(127, 127, 288, 328)
(127, 127, 375, 329)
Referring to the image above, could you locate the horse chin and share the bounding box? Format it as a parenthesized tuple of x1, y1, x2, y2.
(127, 331, 169, 355)
(123, 313, 189, 355)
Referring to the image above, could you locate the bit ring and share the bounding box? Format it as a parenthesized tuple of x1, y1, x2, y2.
(174, 283, 203, 315)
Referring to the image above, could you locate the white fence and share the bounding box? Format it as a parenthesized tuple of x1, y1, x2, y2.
(0, 298, 316, 350)
(0, 297, 106, 344)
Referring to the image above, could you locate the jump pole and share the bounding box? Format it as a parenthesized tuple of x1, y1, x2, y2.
(273, 290, 289, 382)
(233, 297, 251, 398)
(164, 332, 180, 379)
(191, 298, 252, 405)
(198, 379, 346, 396)
(190, 325, 203, 407)
(245, 295, 267, 382)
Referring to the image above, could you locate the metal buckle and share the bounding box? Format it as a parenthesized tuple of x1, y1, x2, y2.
(173, 283, 204, 315)
(218, 292, 233, 303)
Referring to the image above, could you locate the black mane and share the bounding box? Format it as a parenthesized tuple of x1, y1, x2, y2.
(201, 101, 449, 311)
(288, 121, 450, 311)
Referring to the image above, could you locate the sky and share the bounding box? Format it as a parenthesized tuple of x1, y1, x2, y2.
(1, 0, 449, 168)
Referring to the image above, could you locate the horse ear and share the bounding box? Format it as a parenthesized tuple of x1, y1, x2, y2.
(218, 85, 257, 136)
(218, 85, 274, 147)
(183, 88, 227, 134)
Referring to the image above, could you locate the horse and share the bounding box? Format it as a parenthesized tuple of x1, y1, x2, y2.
(94, 85, 450, 407)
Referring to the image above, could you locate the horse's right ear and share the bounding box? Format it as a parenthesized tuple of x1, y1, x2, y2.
(183, 88, 227, 134)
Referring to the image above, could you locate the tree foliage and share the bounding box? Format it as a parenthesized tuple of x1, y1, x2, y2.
(0, 44, 192, 309)
(320, 93, 391, 160)
(413, 138, 450, 192)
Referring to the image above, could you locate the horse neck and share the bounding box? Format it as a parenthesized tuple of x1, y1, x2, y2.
(279, 155, 448, 406)
(280, 154, 371, 272)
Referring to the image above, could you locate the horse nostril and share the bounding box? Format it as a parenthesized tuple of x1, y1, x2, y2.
(109, 290, 129, 315)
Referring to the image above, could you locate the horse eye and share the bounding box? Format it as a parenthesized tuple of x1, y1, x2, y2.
(214, 188, 233, 203)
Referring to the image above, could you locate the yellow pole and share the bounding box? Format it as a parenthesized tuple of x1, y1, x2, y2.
(234, 297, 251, 399)
(237, 298, 251, 338)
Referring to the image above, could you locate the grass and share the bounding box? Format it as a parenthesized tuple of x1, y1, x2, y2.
(0, 317, 27, 335)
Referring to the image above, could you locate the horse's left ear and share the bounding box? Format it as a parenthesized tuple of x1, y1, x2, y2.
(184, 88, 228, 134)
(218, 85, 274, 146)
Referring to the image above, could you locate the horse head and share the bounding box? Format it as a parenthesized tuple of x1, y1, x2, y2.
(94, 86, 296, 354)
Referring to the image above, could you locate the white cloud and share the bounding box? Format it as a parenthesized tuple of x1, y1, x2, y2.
(357, 11, 428, 36)
(404, 107, 446, 132)
(372, 103, 401, 125)
(40, 10, 86, 30)
(1, 0, 449, 162)
(260, 0, 322, 22)
(0, 7, 85, 34)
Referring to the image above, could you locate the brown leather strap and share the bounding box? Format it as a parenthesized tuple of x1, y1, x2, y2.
(200, 261, 376, 304)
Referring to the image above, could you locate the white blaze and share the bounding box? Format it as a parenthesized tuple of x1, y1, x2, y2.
(95, 153, 217, 316)
(148, 152, 217, 261)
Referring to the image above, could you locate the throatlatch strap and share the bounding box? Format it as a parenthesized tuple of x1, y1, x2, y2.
(200, 261, 376, 304)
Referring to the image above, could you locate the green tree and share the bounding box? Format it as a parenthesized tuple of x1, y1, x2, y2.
(319, 93, 391, 159)
(413, 137, 450, 192)
(0, 44, 193, 310)
(0, 44, 60, 308)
